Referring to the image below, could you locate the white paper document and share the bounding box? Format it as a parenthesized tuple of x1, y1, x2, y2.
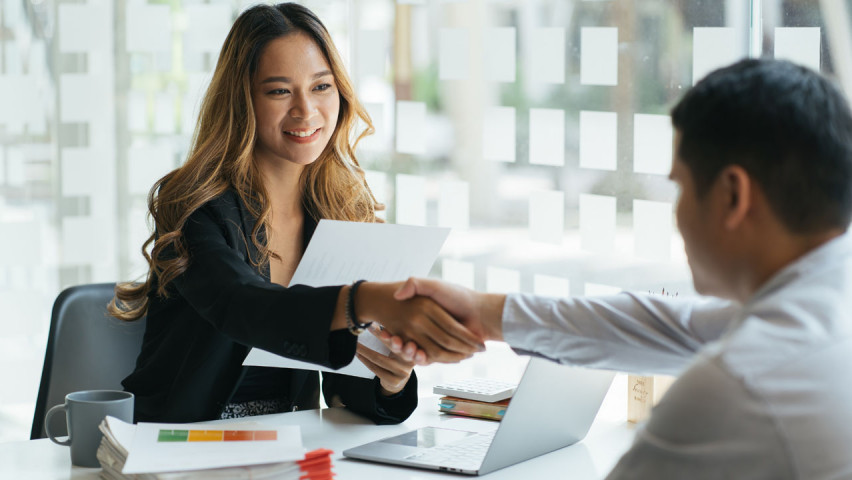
(119, 417, 303, 474)
(243, 220, 450, 378)
(245, 328, 391, 378)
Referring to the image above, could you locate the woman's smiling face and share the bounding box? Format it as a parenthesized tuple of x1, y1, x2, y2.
(251, 32, 340, 168)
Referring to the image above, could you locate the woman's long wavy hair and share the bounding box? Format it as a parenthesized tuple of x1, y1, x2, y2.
(109, 3, 377, 321)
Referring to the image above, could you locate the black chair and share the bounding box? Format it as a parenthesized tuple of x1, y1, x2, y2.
(31, 283, 146, 439)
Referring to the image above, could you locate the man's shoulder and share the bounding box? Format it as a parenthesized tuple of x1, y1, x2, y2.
(610, 355, 793, 479)
(698, 332, 852, 478)
(725, 277, 852, 376)
(743, 235, 852, 339)
(641, 353, 786, 455)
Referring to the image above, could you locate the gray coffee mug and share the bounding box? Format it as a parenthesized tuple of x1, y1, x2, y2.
(44, 390, 134, 468)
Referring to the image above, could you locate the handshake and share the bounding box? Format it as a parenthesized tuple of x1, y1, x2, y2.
(353, 278, 508, 366)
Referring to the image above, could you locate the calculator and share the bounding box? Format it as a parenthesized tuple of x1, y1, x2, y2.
(432, 377, 517, 403)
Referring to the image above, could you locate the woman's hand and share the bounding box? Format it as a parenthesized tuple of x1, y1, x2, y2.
(355, 340, 415, 395)
(354, 281, 485, 364)
(370, 324, 428, 364)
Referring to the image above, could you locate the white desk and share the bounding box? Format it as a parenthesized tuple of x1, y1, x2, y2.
(0, 396, 636, 479)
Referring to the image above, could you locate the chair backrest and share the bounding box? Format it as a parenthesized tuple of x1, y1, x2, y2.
(31, 283, 146, 439)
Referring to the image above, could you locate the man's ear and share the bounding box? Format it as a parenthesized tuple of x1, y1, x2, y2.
(718, 165, 751, 230)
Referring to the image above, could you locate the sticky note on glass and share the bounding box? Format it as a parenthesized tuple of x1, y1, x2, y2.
(128, 91, 148, 132)
(580, 194, 616, 254)
(359, 29, 389, 78)
(60, 74, 103, 123)
(61, 148, 109, 197)
(155, 51, 173, 73)
(182, 73, 211, 134)
(183, 50, 204, 72)
(579, 111, 617, 171)
(483, 106, 516, 162)
(4, 147, 23, 187)
(633, 114, 673, 175)
(486, 267, 520, 294)
(693, 27, 743, 84)
(534, 274, 570, 298)
(2, 0, 21, 29)
(364, 169, 388, 221)
(5, 43, 21, 77)
(440, 28, 468, 80)
(186, 73, 212, 103)
(181, 97, 198, 135)
(358, 102, 387, 152)
(396, 101, 426, 155)
(529, 190, 564, 244)
(438, 180, 469, 229)
(63, 216, 110, 265)
(59, 4, 108, 53)
(484, 28, 516, 82)
(184, 4, 231, 54)
(27, 42, 46, 76)
(0, 75, 36, 132)
(126, 4, 171, 53)
(529, 108, 565, 166)
(581, 27, 618, 86)
(128, 144, 176, 196)
(0, 221, 41, 266)
(529, 28, 565, 83)
(127, 206, 152, 277)
(774, 27, 820, 71)
(395, 173, 426, 226)
(633, 199, 672, 261)
(154, 94, 175, 135)
(443, 259, 475, 289)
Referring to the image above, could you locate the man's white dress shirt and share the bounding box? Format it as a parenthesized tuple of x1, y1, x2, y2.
(503, 234, 852, 479)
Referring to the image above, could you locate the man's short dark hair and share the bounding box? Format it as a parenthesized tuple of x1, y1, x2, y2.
(671, 58, 852, 233)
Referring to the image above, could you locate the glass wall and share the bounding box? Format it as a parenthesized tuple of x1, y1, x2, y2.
(1, 0, 849, 441)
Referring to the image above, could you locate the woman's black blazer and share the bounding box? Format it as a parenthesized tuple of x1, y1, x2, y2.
(122, 190, 417, 424)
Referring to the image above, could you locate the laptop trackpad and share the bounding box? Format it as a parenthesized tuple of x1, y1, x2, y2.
(380, 427, 476, 448)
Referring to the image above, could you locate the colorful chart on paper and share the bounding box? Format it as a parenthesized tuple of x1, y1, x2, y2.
(156, 429, 278, 442)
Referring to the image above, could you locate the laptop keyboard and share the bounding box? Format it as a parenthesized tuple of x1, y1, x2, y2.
(405, 430, 496, 471)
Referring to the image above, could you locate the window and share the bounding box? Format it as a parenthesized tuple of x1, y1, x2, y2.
(0, 0, 848, 440)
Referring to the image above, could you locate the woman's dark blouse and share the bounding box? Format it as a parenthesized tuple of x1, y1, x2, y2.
(122, 190, 417, 424)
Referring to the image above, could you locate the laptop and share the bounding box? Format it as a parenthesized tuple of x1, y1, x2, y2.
(343, 358, 615, 475)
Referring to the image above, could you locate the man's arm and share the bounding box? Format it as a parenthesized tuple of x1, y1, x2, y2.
(503, 292, 737, 375)
(392, 278, 739, 374)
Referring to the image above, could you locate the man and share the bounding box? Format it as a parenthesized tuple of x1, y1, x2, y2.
(388, 59, 852, 478)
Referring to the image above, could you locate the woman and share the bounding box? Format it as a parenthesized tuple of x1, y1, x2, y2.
(109, 3, 482, 424)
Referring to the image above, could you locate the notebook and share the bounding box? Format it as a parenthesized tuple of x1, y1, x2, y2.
(343, 358, 615, 476)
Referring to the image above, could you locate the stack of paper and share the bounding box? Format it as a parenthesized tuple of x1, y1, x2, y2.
(96, 416, 334, 479)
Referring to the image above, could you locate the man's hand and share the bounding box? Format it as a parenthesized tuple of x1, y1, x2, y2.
(392, 277, 506, 342)
(355, 281, 486, 364)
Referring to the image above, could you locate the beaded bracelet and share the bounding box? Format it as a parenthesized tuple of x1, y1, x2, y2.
(346, 279, 372, 335)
